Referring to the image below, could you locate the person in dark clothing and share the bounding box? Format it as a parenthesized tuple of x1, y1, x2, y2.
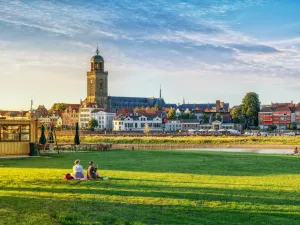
(294, 147, 299, 155)
(87, 161, 100, 179)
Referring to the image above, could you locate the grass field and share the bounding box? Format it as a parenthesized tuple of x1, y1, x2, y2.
(0, 150, 300, 225)
(57, 135, 300, 146)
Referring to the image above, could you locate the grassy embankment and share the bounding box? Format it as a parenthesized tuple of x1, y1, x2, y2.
(1, 150, 300, 224)
(57, 135, 300, 146)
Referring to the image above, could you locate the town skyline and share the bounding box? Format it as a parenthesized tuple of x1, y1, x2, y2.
(1, 0, 300, 110)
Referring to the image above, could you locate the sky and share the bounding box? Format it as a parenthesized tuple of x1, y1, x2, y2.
(1, 0, 300, 110)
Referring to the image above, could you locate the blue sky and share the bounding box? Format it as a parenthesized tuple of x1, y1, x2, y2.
(1, 0, 300, 110)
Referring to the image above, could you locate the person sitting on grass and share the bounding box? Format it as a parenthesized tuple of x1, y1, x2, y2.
(87, 161, 101, 179)
(73, 159, 84, 178)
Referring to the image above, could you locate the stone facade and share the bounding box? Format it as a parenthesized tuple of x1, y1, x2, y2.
(61, 105, 80, 128)
(87, 46, 108, 108)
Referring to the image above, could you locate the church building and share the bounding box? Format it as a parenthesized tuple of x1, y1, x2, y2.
(86, 46, 108, 108)
(84, 46, 171, 112)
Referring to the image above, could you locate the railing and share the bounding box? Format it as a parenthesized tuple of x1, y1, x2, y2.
(38, 143, 113, 152)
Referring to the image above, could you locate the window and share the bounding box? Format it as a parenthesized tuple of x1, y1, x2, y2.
(0, 125, 30, 142)
(1, 125, 20, 141)
(20, 125, 30, 141)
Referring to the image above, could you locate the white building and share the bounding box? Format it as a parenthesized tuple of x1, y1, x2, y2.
(201, 120, 235, 130)
(37, 115, 62, 127)
(113, 115, 162, 131)
(175, 109, 181, 117)
(55, 117, 63, 128)
(182, 119, 200, 131)
(79, 104, 115, 130)
(79, 107, 93, 128)
(165, 119, 236, 132)
(165, 120, 182, 131)
(91, 109, 115, 131)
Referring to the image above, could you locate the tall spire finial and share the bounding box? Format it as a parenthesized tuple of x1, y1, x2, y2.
(96, 42, 99, 55)
(159, 85, 162, 99)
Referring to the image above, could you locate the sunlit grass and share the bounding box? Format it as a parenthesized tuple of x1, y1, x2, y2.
(0, 150, 300, 224)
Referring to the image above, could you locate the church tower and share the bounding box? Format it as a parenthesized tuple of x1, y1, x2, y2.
(87, 45, 108, 108)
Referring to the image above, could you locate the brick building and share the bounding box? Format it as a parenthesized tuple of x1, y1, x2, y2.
(259, 103, 299, 129)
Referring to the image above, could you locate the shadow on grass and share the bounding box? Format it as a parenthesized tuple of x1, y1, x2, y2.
(1, 150, 300, 176)
(1, 191, 300, 225)
(2, 182, 300, 209)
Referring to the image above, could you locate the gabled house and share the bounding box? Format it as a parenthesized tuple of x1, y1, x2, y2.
(113, 115, 162, 131)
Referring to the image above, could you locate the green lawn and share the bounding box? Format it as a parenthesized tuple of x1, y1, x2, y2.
(0, 150, 300, 225)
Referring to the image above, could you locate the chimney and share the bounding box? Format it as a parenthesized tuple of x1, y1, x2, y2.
(216, 100, 220, 112)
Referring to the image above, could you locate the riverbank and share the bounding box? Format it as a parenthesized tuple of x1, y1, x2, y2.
(111, 143, 299, 150)
(56, 135, 300, 146)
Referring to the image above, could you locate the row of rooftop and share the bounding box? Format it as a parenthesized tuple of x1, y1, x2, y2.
(4, 101, 300, 119)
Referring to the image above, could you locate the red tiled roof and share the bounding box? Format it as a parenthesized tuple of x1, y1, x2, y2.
(119, 108, 133, 114)
(259, 107, 274, 113)
(274, 107, 291, 112)
(91, 109, 107, 113)
(271, 103, 294, 108)
(66, 104, 80, 108)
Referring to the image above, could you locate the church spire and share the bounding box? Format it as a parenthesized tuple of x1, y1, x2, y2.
(96, 43, 99, 55)
(159, 85, 162, 99)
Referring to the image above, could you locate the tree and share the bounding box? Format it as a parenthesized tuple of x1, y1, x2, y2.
(180, 112, 197, 119)
(39, 124, 47, 144)
(74, 122, 80, 145)
(241, 92, 260, 127)
(287, 123, 297, 130)
(48, 125, 54, 144)
(88, 118, 98, 131)
(230, 108, 243, 123)
(51, 103, 66, 112)
(201, 113, 209, 123)
(167, 108, 176, 119)
(180, 112, 188, 119)
(267, 125, 277, 131)
(144, 124, 151, 136)
(188, 113, 197, 119)
(154, 105, 159, 110)
(216, 113, 222, 122)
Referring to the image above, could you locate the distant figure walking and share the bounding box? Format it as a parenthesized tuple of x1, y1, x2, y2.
(73, 159, 84, 178)
(294, 147, 299, 155)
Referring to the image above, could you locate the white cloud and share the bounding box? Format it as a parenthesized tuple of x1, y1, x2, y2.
(0, 0, 300, 108)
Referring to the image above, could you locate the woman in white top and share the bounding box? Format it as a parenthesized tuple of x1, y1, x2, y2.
(73, 159, 84, 178)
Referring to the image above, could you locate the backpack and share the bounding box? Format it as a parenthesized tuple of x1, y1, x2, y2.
(63, 173, 74, 180)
